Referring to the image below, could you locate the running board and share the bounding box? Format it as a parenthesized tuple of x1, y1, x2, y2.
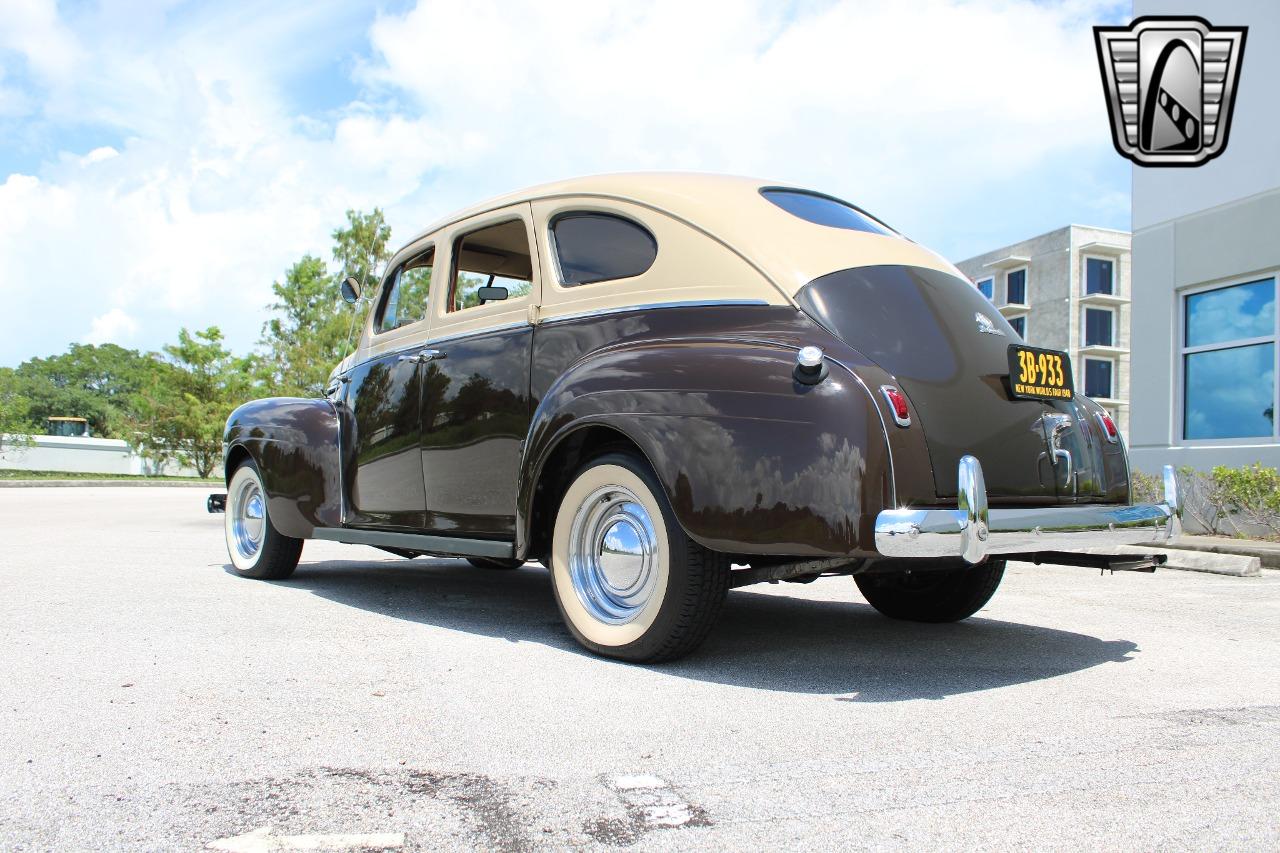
(311, 528, 515, 560)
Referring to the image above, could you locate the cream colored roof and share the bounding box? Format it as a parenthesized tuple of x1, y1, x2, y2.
(401, 172, 964, 297)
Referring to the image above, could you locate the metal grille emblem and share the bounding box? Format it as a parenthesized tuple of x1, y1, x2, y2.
(1094, 16, 1246, 167)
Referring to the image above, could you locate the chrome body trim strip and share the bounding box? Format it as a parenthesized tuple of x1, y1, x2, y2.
(875, 458, 1181, 562)
(312, 527, 516, 559)
(538, 299, 770, 326)
(425, 321, 529, 346)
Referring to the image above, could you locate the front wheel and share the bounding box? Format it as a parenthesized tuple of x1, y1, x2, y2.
(854, 561, 1005, 623)
(549, 452, 730, 663)
(225, 460, 303, 580)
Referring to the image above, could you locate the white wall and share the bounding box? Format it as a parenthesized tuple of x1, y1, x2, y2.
(1132, 0, 1280, 229)
(1129, 0, 1280, 475)
(0, 435, 200, 477)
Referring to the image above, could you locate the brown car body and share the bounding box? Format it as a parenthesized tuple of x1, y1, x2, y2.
(224, 173, 1174, 572)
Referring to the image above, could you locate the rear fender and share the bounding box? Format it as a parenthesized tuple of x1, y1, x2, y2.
(518, 339, 894, 559)
(223, 397, 343, 538)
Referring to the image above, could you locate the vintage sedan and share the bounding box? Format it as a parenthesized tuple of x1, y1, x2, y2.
(219, 173, 1178, 662)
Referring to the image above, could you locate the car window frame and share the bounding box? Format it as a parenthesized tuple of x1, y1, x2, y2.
(428, 202, 541, 342)
(548, 210, 659, 287)
(372, 243, 437, 338)
(758, 186, 898, 237)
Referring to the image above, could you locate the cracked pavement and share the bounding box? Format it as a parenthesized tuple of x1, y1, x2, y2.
(2, 487, 1279, 850)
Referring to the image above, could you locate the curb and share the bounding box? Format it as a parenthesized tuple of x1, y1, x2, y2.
(0, 480, 218, 488)
(1111, 545, 1261, 578)
(1163, 536, 1280, 571)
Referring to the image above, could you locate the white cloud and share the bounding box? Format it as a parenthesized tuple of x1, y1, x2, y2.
(79, 146, 118, 166)
(0, 0, 83, 82)
(361, 0, 1126, 224)
(0, 0, 1130, 366)
(84, 307, 138, 345)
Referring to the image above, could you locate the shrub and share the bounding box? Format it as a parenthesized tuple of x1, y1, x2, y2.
(1130, 469, 1163, 505)
(1212, 463, 1280, 539)
(1174, 465, 1233, 536)
(1141, 462, 1280, 540)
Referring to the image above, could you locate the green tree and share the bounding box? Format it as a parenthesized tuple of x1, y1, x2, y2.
(8, 343, 165, 438)
(258, 209, 392, 397)
(133, 327, 251, 478)
(333, 208, 392, 293)
(0, 367, 34, 457)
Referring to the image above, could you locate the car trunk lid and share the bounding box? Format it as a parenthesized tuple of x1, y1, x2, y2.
(796, 264, 1100, 503)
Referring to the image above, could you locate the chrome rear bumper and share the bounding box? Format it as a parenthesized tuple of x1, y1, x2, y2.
(874, 456, 1180, 563)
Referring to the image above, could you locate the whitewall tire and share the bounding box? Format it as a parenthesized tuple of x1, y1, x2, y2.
(225, 460, 303, 580)
(549, 452, 730, 662)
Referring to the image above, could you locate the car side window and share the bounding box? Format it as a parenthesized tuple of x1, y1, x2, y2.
(376, 248, 434, 333)
(552, 212, 658, 286)
(451, 219, 533, 312)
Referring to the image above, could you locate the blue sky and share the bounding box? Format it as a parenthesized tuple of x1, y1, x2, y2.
(0, 0, 1131, 366)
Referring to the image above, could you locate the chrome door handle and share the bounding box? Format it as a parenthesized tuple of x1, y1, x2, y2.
(399, 349, 446, 364)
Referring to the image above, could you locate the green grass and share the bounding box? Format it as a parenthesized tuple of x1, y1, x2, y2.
(0, 469, 218, 482)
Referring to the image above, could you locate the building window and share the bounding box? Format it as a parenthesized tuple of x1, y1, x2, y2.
(1006, 268, 1027, 305)
(1084, 257, 1115, 295)
(1084, 358, 1113, 399)
(1008, 315, 1026, 340)
(1084, 307, 1114, 347)
(1182, 277, 1277, 440)
(975, 277, 993, 301)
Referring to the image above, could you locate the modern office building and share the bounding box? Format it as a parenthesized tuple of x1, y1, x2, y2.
(1128, 0, 1279, 474)
(955, 225, 1132, 435)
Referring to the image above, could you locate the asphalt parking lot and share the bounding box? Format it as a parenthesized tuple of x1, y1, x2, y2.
(1, 487, 1279, 851)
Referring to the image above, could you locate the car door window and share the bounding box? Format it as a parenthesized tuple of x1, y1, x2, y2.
(451, 220, 533, 312)
(377, 248, 434, 333)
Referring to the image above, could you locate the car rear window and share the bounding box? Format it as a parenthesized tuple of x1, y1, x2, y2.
(552, 213, 658, 286)
(761, 189, 893, 236)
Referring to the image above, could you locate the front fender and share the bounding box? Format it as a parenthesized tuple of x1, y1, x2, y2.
(518, 339, 893, 559)
(224, 397, 342, 539)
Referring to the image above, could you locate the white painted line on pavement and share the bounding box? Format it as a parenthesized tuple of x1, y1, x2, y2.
(207, 825, 405, 852)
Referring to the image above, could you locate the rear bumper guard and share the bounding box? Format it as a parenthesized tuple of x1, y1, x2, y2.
(875, 456, 1180, 563)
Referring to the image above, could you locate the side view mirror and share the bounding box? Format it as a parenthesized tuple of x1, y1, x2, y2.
(340, 276, 361, 304)
(476, 285, 508, 304)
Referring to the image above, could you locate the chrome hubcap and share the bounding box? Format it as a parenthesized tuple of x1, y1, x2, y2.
(568, 485, 659, 624)
(230, 474, 265, 561)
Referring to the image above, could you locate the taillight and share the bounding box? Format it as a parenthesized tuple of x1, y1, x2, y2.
(880, 385, 911, 428)
(1095, 411, 1119, 444)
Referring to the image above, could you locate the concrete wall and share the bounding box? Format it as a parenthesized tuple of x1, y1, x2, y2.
(1128, 0, 1280, 475)
(0, 435, 200, 477)
(1132, 0, 1280, 230)
(1128, 188, 1280, 474)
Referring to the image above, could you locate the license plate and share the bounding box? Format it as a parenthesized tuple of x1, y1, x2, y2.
(1007, 344, 1075, 401)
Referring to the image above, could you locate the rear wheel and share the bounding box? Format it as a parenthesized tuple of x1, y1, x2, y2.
(854, 561, 1005, 623)
(549, 452, 730, 663)
(225, 460, 303, 580)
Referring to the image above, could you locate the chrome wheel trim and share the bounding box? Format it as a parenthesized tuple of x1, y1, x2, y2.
(567, 484, 660, 625)
(229, 470, 266, 563)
